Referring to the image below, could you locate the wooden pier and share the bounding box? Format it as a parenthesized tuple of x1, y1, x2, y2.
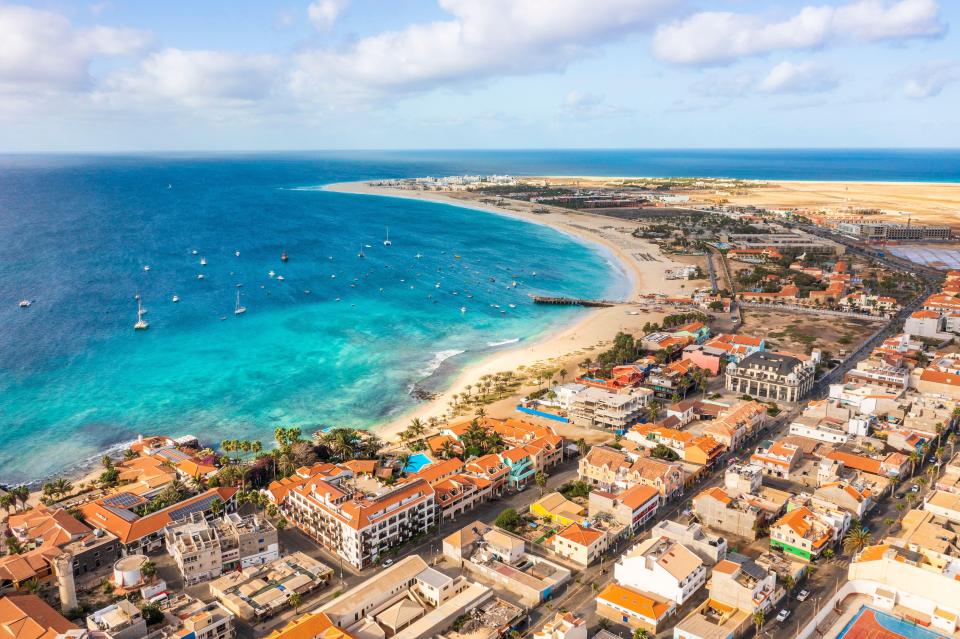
(532, 296, 617, 308)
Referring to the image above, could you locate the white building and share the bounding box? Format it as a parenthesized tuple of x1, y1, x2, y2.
(614, 537, 706, 605)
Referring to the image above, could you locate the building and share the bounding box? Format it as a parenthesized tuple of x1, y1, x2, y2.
(156, 597, 235, 639)
(703, 333, 766, 363)
(709, 554, 777, 613)
(849, 544, 960, 634)
(550, 524, 610, 566)
(596, 583, 675, 633)
(614, 537, 706, 605)
(86, 600, 146, 639)
(725, 231, 844, 255)
(769, 507, 834, 560)
(725, 351, 816, 403)
(692, 487, 765, 540)
(81, 487, 239, 555)
(750, 439, 803, 479)
(578, 446, 685, 498)
(650, 520, 727, 565)
(272, 474, 436, 570)
(672, 599, 750, 639)
(530, 493, 585, 528)
(837, 221, 952, 241)
(812, 482, 873, 519)
(0, 594, 76, 639)
(924, 491, 960, 524)
(264, 613, 353, 639)
(532, 612, 587, 639)
(164, 513, 278, 585)
(568, 387, 650, 430)
(588, 484, 660, 532)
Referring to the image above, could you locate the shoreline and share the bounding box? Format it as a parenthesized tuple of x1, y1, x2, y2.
(323, 180, 697, 445)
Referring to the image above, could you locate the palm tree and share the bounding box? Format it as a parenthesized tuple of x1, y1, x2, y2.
(576, 438, 588, 457)
(288, 592, 302, 615)
(210, 497, 224, 517)
(0, 493, 14, 515)
(14, 486, 29, 512)
(534, 471, 548, 497)
(51, 478, 72, 499)
(843, 526, 873, 556)
(408, 418, 425, 438)
(909, 450, 921, 477)
(440, 440, 457, 460)
(141, 560, 157, 579)
(252, 441, 263, 457)
(783, 574, 795, 593)
(633, 629, 650, 639)
(752, 610, 765, 634)
(646, 402, 660, 423)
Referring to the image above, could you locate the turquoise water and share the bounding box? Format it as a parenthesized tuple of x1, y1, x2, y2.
(3, 149, 959, 485)
(0, 155, 628, 484)
(403, 453, 434, 474)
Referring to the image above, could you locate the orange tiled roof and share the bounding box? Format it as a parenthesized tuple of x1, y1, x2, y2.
(825, 451, 882, 475)
(555, 523, 605, 546)
(618, 484, 660, 510)
(0, 594, 76, 639)
(598, 583, 672, 620)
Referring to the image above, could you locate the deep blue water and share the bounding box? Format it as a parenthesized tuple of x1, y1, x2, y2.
(1, 149, 957, 483)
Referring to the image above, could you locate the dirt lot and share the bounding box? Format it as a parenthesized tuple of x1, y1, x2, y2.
(739, 309, 881, 358)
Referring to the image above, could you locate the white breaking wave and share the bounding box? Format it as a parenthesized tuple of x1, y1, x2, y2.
(420, 349, 465, 377)
(487, 337, 520, 347)
(280, 185, 327, 191)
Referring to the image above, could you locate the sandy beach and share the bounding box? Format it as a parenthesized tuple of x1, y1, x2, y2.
(324, 180, 702, 444)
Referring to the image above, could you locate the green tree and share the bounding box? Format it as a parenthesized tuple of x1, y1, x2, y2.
(141, 561, 157, 579)
(495, 508, 522, 532)
(752, 610, 765, 634)
(576, 438, 588, 457)
(843, 526, 873, 555)
(288, 592, 302, 614)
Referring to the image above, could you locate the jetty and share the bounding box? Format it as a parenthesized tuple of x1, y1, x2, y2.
(532, 296, 618, 308)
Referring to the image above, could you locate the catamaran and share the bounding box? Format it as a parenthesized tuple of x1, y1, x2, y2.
(134, 296, 149, 330)
(383, 227, 392, 246)
(234, 289, 246, 315)
(200, 256, 207, 266)
(358, 245, 365, 258)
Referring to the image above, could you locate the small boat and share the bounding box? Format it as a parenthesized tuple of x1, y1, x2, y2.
(509, 304, 516, 308)
(235, 251, 240, 257)
(531, 272, 537, 276)
(511, 281, 517, 288)
(460, 306, 467, 313)
(454, 255, 461, 260)
(134, 297, 149, 331)
(277, 275, 285, 281)
(415, 253, 423, 259)
(172, 295, 180, 303)
(358, 245, 365, 258)
(143, 265, 151, 272)
(167, 184, 172, 189)
(200, 257, 207, 266)
(268, 270, 276, 278)
(330, 274, 336, 279)
(234, 289, 246, 315)
(281, 251, 288, 262)
(18, 300, 31, 308)
(435, 283, 440, 288)
(365, 244, 372, 248)
(197, 273, 205, 280)
(383, 227, 392, 247)
(192, 249, 198, 255)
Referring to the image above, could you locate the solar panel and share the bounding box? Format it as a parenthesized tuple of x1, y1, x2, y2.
(103, 492, 146, 509)
(168, 493, 217, 522)
(105, 506, 140, 522)
(156, 448, 191, 463)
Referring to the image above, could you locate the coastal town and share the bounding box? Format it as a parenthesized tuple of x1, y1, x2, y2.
(4, 176, 960, 639)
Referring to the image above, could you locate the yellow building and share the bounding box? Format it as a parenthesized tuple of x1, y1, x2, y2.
(530, 492, 585, 527)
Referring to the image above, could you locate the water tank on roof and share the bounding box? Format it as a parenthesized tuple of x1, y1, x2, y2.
(113, 554, 148, 588)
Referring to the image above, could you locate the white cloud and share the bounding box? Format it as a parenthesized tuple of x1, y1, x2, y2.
(0, 3, 150, 92)
(101, 49, 280, 109)
(308, 0, 349, 30)
(651, 0, 945, 66)
(758, 61, 841, 94)
(561, 90, 633, 119)
(902, 60, 958, 98)
(291, 0, 675, 103)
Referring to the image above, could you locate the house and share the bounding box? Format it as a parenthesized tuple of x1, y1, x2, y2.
(550, 523, 609, 566)
(588, 485, 660, 532)
(812, 482, 873, 519)
(709, 554, 778, 613)
(769, 507, 834, 560)
(725, 351, 816, 403)
(703, 333, 766, 362)
(81, 487, 239, 555)
(465, 454, 510, 496)
(208, 553, 332, 621)
(614, 537, 707, 605)
(824, 450, 908, 478)
(684, 436, 725, 467)
(530, 493, 584, 527)
(650, 520, 727, 565)
(703, 401, 767, 450)
(0, 594, 76, 639)
(533, 612, 587, 639)
(164, 513, 279, 585)
(672, 321, 711, 345)
(924, 491, 960, 524)
(596, 583, 675, 633)
(499, 447, 536, 489)
(432, 474, 494, 521)
(692, 487, 765, 541)
(681, 346, 723, 376)
(568, 387, 651, 431)
(578, 446, 684, 498)
(264, 613, 354, 639)
(750, 440, 803, 479)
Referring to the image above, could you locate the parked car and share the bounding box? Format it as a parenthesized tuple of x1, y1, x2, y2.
(382, 558, 394, 567)
(911, 484, 920, 493)
(776, 609, 791, 622)
(797, 590, 811, 602)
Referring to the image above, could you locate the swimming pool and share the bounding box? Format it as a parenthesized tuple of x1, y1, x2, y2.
(404, 453, 433, 474)
(837, 607, 948, 639)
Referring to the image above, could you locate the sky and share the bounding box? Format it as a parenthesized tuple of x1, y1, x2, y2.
(1, 0, 958, 151)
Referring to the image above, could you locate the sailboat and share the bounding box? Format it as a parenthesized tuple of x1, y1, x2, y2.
(358, 245, 365, 258)
(383, 227, 392, 246)
(134, 296, 149, 330)
(200, 256, 207, 266)
(234, 289, 246, 315)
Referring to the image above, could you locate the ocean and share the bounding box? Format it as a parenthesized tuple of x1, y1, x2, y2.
(1, 149, 958, 484)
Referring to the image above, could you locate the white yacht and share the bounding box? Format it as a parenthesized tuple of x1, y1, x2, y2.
(383, 226, 392, 246)
(134, 297, 149, 330)
(18, 299, 31, 308)
(200, 257, 207, 266)
(234, 289, 246, 315)
(172, 295, 180, 303)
